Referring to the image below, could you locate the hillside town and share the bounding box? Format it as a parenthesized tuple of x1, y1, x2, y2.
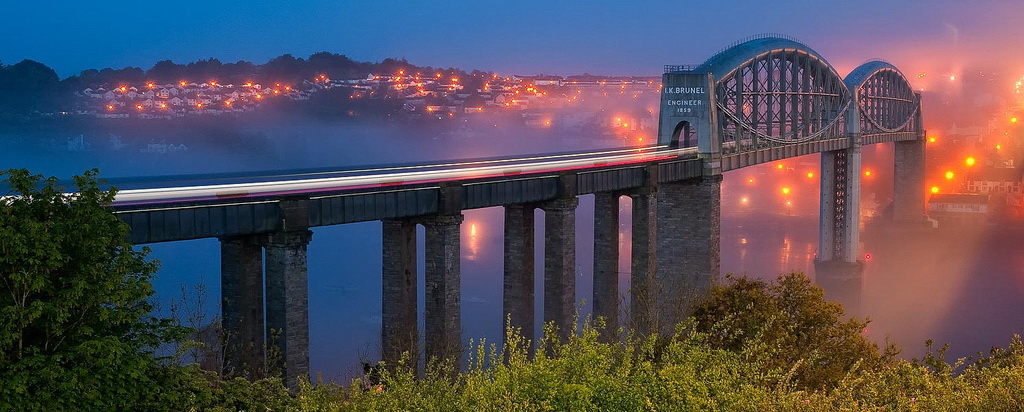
(76, 72, 663, 124)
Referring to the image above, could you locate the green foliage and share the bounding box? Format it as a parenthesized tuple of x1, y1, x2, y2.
(0, 169, 187, 410)
(316, 321, 781, 411)
(691, 272, 898, 391)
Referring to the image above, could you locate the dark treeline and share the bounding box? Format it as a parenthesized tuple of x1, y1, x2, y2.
(0, 60, 65, 115)
(0, 53, 476, 115)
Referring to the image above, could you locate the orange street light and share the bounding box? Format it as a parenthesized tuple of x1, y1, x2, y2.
(806, 172, 814, 178)
(930, 186, 940, 194)
(781, 187, 791, 195)
(945, 171, 954, 180)
(966, 157, 976, 166)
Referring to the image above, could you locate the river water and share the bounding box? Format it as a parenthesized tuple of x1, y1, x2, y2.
(4, 123, 1023, 381)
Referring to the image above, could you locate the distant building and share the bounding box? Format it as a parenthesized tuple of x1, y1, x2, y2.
(965, 167, 1024, 196)
(929, 193, 989, 226)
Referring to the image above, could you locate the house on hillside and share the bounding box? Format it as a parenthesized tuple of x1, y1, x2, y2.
(965, 167, 1024, 196)
(929, 193, 989, 227)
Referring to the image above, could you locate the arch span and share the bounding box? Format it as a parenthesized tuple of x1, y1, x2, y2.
(659, 35, 924, 170)
(707, 36, 851, 154)
(844, 60, 920, 137)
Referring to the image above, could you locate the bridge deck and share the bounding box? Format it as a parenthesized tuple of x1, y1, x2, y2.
(115, 150, 705, 244)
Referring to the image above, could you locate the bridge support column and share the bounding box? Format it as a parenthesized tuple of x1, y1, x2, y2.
(422, 214, 464, 368)
(815, 147, 864, 314)
(592, 192, 619, 340)
(381, 219, 419, 370)
(542, 197, 579, 340)
(220, 235, 265, 378)
(655, 176, 721, 335)
(263, 229, 313, 390)
(629, 188, 657, 337)
(503, 204, 535, 347)
(893, 138, 928, 225)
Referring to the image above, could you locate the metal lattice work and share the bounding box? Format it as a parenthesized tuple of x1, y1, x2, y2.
(831, 149, 848, 259)
(844, 60, 920, 141)
(716, 49, 849, 154)
(858, 68, 918, 134)
(661, 36, 924, 160)
(692, 37, 852, 157)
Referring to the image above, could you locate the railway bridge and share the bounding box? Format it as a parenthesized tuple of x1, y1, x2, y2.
(111, 34, 926, 389)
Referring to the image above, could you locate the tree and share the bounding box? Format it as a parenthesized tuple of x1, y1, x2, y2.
(0, 169, 187, 410)
(690, 272, 898, 391)
(0, 60, 65, 114)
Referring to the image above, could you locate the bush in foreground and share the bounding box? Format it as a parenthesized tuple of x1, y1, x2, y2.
(0, 169, 188, 410)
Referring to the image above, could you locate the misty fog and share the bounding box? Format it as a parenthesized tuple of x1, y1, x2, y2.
(3, 100, 1023, 381)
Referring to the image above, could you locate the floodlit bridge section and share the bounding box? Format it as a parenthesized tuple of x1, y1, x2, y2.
(106, 35, 925, 390)
(659, 34, 925, 322)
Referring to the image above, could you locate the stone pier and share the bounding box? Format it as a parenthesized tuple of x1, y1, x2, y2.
(381, 219, 418, 369)
(542, 197, 579, 340)
(503, 204, 536, 346)
(655, 176, 721, 334)
(263, 229, 312, 390)
(629, 188, 657, 336)
(220, 235, 265, 378)
(592, 192, 619, 340)
(893, 138, 927, 224)
(423, 214, 464, 367)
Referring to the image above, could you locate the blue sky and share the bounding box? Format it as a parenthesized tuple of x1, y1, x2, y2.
(2, 0, 1020, 78)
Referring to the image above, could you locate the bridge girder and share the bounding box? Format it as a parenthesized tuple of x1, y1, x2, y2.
(844, 61, 921, 139)
(661, 35, 924, 161)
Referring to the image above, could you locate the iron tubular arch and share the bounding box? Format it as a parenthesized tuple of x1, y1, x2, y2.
(698, 37, 851, 154)
(844, 60, 920, 136)
(675, 36, 923, 158)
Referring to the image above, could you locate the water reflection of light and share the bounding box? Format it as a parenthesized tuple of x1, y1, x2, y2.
(618, 226, 631, 283)
(466, 222, 480, 261)
(780, 237, 792, 270)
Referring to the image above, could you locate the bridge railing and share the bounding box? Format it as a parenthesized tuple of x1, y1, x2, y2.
(664, 65, 700, 73)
